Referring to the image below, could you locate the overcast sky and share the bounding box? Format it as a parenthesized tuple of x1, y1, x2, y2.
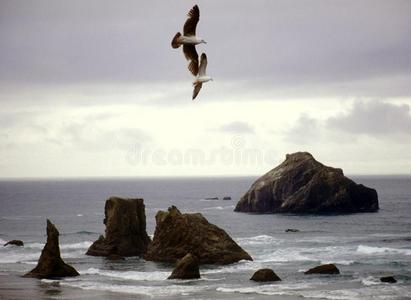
(1, 0, 411, 178)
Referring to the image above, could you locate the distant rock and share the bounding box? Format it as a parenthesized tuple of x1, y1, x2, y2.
(380, 276, 397, 283)
(145, 206, 252, 265)
(304, 264, 340, 275)
(86, 197, 151, 257)
(168, 253, 200, 280)
(204, 197, 219, 200)
(4, 240, 24, 247)
(250, 268, 281, 282)
(285, 229, 300, 233)
(223, 196, 232, 200)
(24, 220, 79, 279)
(235, 152, 379, 214)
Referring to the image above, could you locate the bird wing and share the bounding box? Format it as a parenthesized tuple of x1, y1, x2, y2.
(192, 82, 203, 100)
(183, 5, 199, 36)
(188, 60, 199, 76)
(183, 45, 199, 75)
(198, 53, 207, 76)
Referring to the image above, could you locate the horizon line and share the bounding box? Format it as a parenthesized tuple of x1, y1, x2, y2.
(0, 173, 411, 181)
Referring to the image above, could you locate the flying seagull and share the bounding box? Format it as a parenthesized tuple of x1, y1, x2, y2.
(192, 53, 212, 100)
(171, 5, 206, 76)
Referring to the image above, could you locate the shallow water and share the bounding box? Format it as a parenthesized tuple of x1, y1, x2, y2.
(0, 176, 410, 299)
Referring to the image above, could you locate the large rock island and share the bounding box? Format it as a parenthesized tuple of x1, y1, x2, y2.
(235, 152, 378, 213)
(86, 197, 151, 257)
(145, 206, 252, 264)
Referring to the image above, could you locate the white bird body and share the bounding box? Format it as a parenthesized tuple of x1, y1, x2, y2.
(177, 35, 206, 45)
(192, 53, 212, 100)
(193, 75, 212, 84)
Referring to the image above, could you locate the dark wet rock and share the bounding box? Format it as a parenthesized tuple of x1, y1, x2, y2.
(106, 254, 125, 261)
(4, 240, 24, 247)
(380, 276, 397, 283)
(168, 253, 200, 279)
(235, 152, 379, 214)
(204, 197, 219, 200)
(86, 197, 151, 257)
(250, 268, 281, 282)
(305, 264, 340, 275)
(285, 229, 300, 233)
(145, 206, 252, 265)
(24, 220, 79, 279)
(223, 196, 232, 200)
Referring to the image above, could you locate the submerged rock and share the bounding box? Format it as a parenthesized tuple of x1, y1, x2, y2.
(285, 229, 300, 233)
(380, 276, 397, 283)
(223, 196, 232, 200)
(4, 240, 24, 247)
(168, 253, 200, 279)
(250, 268, 281, 282)
(86, 197, 151, 257)
(145, 206, 252, 265)
(24, 220, 79, 279)
(305, 264, 340, 275)
(235, 152, 378, 214)
(204, 197, 219, 200)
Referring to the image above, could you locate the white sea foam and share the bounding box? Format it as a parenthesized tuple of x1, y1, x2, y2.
(0, 252, 40, 264)
(217, 283, 410, 300)
(81, 268, 169, 281)
(26, 241, 92, 250)
(236, 235, 281, 246)
(361, 276, 381, 286)
(60, 280, 209, 297)
(357, 245, 411, 256)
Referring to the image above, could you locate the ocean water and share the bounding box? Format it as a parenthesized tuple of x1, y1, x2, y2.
(0, 176, 410, 300)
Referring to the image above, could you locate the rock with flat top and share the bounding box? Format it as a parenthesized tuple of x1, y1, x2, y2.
(24, 220, 79, 279)
(235, 152, 378, 213)
(86, 197, 151, 257)
(380, 276, 396, 283)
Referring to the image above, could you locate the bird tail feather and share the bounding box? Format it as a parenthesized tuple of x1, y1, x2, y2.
(171, 32, 182, 48)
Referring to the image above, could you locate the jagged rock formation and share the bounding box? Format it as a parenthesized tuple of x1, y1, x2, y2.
(235, 152, 379, 213)
(4, 240, 24, 247)
(86, 197, 151, 257)
(250, 268, 281, 282)
(304, 264, 340, 275)
(24, 220, 79, 279)
(145, 206, 252, 265)
(168, 253, 200, 279)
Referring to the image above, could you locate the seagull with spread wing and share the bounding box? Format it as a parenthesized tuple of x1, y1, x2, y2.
(192, 53, 212, 100)
(171, 5, 206, 76)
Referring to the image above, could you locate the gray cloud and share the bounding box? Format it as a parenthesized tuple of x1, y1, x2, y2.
(285, 114, 319, 144)
(0, 0, 410, 100)
(327, 100, 411, 136)
(216, 121, 255, 134)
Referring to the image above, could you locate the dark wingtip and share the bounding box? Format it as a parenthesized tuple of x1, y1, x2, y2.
(171, 32, 182, 49)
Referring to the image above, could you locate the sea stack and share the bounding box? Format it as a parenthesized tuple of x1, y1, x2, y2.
(24, 220, 79, 279)
(86, 197, 151, 257)
(145, 206, 252, 265)
(235, 152, 379, 214)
